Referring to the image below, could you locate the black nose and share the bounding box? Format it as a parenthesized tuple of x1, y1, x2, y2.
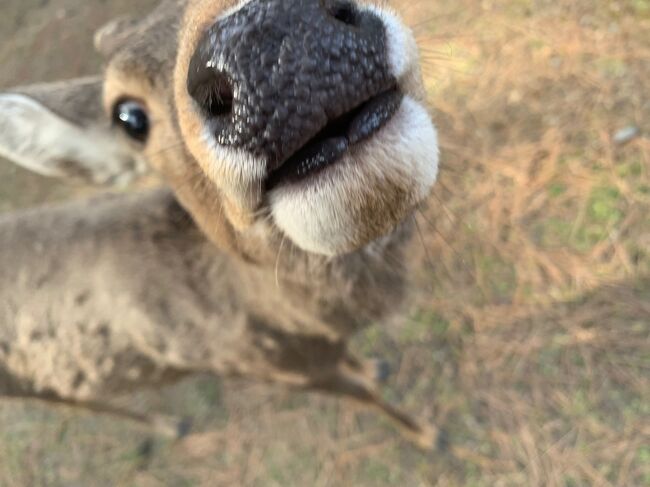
(187, 0, 394, 169)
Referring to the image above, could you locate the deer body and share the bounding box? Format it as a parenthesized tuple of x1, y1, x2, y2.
(1, 186, 410, 391)
(0, 0, 440, 447)
(1, 189, 212, 400)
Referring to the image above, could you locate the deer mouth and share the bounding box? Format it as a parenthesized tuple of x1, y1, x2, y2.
(265, 87, 403, 191)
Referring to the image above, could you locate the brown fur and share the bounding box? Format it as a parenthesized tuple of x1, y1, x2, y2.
(0, 0, 440, 448)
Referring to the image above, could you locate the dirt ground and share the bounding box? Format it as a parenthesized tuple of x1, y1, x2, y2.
(0, 0, 648, 486)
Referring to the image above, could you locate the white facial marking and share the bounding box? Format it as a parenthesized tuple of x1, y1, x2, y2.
(366, 5, 419, 80)
(270, 96, 439, 256)
(0, 94, 145, 187)
(201, 126, 267, 205)
(216, 0, 255, 22)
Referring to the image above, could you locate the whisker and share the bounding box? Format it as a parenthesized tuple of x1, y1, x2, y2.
(415, 208, 490, 304)
(369, 242, 406, 279)
(429, 190, 459, 226)
(413, 214, 436, 291)
(145, 141, 186, 160)
(275, 234, 287, 288)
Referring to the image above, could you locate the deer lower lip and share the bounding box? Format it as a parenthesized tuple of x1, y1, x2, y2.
(265, 88, 404, 191)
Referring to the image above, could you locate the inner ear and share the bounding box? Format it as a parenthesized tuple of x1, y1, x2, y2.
(0, 78, 145, 187)
(94, 16, 140, 58)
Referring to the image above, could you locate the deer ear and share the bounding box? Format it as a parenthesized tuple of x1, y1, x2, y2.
(0, 77, 145, 187)
(94, 16, 140, 58)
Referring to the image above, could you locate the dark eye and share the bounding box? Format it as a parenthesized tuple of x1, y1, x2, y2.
(112, 100, 149, 142)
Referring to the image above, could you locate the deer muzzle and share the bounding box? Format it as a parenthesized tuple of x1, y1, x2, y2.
(186, 0, 400, 186)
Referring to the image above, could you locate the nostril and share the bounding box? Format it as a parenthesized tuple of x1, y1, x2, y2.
(326, 0, 360, 27)
(187, 65, 234, 118)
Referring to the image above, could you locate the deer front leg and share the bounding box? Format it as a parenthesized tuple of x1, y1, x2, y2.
(240, 319, 445, 450)
(2, 394, 192, 439)
(310, 355, 446, 451)
(0, 333, 195, 439)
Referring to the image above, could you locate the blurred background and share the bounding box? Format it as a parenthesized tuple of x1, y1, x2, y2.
(0, 0, 648, 485)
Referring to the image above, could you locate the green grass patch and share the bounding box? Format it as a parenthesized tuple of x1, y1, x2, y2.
(533, 217, 573, 248)
(548, 182, 568, 198)
(635, 445, 650, 485)
(265, 448, 319, 486)
(616, 158, 644, 179)
(476, 254, 518, 303)
(355, 325, 385, 355)
(588, 187, 623, 223)
(400, 309, 451, 344)
(630, 0, 650, 16)
(571, 186, 624, 252)
(356, 458, 396, 485)
(595, 57, 627, 78)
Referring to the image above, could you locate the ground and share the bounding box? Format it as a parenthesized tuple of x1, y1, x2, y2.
(0, 0, 648, 486)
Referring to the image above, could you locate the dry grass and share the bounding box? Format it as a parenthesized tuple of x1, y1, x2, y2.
(0, 0, 648, 486)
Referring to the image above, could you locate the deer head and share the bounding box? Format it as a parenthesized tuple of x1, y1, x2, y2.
(0, 0, 438, 260)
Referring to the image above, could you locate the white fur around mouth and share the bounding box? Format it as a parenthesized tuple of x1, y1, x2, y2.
(269, 96, 439, 256)
(366, 5, 420, 81)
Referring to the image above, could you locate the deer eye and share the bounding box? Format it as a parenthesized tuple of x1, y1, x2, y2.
(112, 100, 149, 142)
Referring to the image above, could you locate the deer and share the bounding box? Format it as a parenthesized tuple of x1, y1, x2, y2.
(0, 0, 440, 449)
